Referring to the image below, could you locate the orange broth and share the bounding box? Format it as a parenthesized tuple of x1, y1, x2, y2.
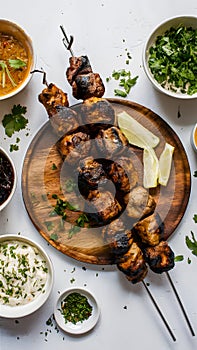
(0, 33, 29, 96)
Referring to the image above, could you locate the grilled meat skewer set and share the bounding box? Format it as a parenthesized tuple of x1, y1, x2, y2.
(37, 28, 195, 340)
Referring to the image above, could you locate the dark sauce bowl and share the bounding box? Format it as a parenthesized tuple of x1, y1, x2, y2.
(0, 147, 16, 211)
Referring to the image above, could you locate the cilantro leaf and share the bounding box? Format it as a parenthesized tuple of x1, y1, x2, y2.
(174, 255, 184, 262)
(185, 231, 197, 256)
(193, 214, 197, 224)
(8, 59, 26, 69)
(2, 104, 28, 137)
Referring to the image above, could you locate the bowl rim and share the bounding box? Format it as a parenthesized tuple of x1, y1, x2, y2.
(0, 234, 54, 318)
(0, 147, 17, 211)
(0, 18, 35, 101)
(142, 15, 197, 99)
(54, 287, 100, 334)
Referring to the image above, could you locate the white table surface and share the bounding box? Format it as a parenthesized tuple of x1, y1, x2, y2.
(0, 1, 197, 349)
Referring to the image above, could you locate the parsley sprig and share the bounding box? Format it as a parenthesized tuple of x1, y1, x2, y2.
(2, 104, 28, 137)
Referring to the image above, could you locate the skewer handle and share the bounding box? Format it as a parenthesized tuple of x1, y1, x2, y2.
(165, 272, 195, 337)
(142, 280, 176, 342)
(60, 25, 74, 56)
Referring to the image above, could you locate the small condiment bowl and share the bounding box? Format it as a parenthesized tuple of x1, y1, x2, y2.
(0, 19, 35, 100)
(191, 123, 197, 153)
(0, 234, 54, 318)
(0, 147, 17, 211)
(142, 15, 197, 99)
(54, 287, 100, 334)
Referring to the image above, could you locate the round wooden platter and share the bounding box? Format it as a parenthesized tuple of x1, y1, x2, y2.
(22, 98, 191, 264)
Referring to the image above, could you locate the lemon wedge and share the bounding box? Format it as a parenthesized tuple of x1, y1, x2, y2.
(143, 147, 159, 188)
(118, 111, 160, 149)
(158, 143, 174, 186)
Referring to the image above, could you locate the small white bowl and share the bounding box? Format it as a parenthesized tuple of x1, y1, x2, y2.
(0, 147, 17, 211)
(191, 123, 197, 153)
(0, 234, 54, 318)
(143, 16, 197, 99)
(54, 287, 100, 334)
(0, 19, 35, 100)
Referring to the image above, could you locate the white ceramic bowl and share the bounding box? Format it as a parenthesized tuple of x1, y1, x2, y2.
(0, 147, 17, 211)
(191, 123, 197, 153)
(143, 16, 197, 99)
(54, 287, 100, 334)
(0, 234, 54, 318)
(0, 19, 35, 100)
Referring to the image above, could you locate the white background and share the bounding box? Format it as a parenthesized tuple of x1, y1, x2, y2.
(0, 1, 197, 350)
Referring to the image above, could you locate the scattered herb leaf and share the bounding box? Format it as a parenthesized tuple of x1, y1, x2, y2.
(185, 231, 197, 256)
(174, 255, 184, 262)
(193, 214, 197, 223)
(2, 104, 28, 137)
(50, 233, 58, 241)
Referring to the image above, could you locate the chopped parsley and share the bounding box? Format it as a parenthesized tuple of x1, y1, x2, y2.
(107, 69, 138, 97)
(60, 292, 93, 324)
(148, 26, 197, 95)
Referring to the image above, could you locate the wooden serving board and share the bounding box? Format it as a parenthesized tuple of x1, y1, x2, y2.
(22, 99, 191, 264)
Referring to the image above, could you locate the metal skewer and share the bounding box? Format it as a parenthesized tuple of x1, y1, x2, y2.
(165, 271, 195, 337)
(60, 25, 74, 56)
(142, 280, 176, 342)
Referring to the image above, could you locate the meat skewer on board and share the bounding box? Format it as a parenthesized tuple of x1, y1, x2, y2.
(37, 27, 195, 339)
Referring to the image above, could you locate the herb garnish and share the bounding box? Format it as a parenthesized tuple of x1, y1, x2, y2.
(0, 59, 26, 88)
(60, 292, 93, 324)
(107, 69, 138, 97)
(148, 26, 197, 95)
(2, 104, 28, 137)
(186, 231, 197, 256)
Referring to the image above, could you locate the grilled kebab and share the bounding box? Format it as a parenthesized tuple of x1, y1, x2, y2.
(38, 54, 175, 285)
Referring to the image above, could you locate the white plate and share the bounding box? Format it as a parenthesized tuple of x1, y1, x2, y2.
(0, 234, 54, 318)
(54, 287, 100, 334)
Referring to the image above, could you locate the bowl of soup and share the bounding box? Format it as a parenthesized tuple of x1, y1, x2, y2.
(0, 19, 35, 100)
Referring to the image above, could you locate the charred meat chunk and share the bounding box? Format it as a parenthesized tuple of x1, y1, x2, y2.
(117, 241, 148, 284)
(106, 156, 138, 194)
(66, 56, 105, 100)
(87, 189, 122, 224)
(102, 218, 133, 258)
(48, 106, 80, 137)
(66, 56, 93, 85)
(133, 212, 164, 246)
(38, 83, 69, 117)
(78, 157, 107, 189)
(57, 130, 91, 165)
(80, 97, 115, 125)
(72, 73, 105, 100)
(95, 126, 128, 158)
(143, 241, 175, 273)
(125, 186, 156, 220)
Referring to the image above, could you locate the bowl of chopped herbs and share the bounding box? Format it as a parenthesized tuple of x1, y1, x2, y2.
(0, 147, 17, 211)
(54, 287, 100, 334)
(0, 19, 35, 100)
(143, 16, 197, 99)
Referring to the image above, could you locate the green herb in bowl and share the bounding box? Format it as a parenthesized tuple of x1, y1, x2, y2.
(148, 26, 197, 95)
(61, 292, 93, 324)
(143, 16, 197, 99)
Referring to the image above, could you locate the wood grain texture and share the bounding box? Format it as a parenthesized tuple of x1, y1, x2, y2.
(22, 99, 191, 264)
